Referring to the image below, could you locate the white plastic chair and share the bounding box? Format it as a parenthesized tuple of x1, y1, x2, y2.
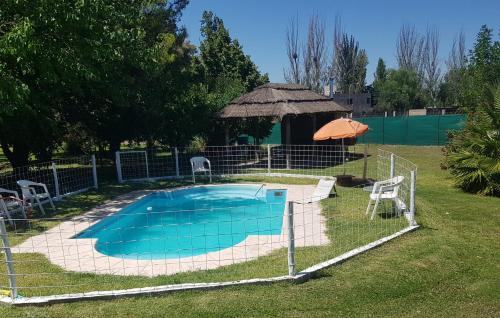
(0, 188, 27, 225)
(299, 178, 337, 204)
(17, 180, 55, 215)
(190, 157, 212, 183)
(366, 176, 404, 220)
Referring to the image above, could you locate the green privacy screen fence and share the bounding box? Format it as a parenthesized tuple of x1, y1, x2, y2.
(355, 114, 466, 146)
(240, 114, 466, 146)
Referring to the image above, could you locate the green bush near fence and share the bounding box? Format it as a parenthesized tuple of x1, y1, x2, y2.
(356, 115, 466, 146)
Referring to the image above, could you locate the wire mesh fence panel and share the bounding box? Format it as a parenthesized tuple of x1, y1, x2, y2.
(0, 162, 56, 197)
(0, 155, 96, 199)
(1, 146, 417, 303)
(147, 148, 176, 179)
(377, 149, 417, 213)
(1, 186, 291, 297)
(54, 156, 95, 196)
(117, 144, 373, 181)
(177, 145, 269, 177)
(292, 183, 410, 272)
(119, 151, 149, 181)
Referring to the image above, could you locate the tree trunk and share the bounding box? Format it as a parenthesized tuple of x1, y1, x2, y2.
(108, 140, 121, 160)
(1, 141, 30, 168)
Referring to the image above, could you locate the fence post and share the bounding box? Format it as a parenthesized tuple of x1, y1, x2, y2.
(51, 162, 61, 200)
(0, 217, 17, 299)
(174, 147, 180, 178)
(390, 153, 395, 178)
(408, 170, 417, 226)
(115, 151, 123, 183)
(144, 151, 150, 179)
(91, 155, 98, 189)
(267, 144, 271, 176)
(362, 144, 368, 180)
(287, 201, 296, 276)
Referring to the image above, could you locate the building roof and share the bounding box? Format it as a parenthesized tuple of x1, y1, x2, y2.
(220, 83, 350, 119)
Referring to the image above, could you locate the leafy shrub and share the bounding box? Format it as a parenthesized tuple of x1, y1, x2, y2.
(446, 86, 500, 196)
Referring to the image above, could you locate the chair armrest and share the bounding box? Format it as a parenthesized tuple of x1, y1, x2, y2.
(40, 183, 50, 194)
(27, 186, 38, 196)
(30, 183, 49, 194)
(1, 189, 20, 199)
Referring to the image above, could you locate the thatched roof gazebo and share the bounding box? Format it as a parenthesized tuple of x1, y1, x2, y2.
(220, 83, 350, 145)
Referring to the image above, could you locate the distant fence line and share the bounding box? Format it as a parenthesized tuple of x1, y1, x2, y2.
(240, 114, 466, 146)
(355, 114, 466, 146)
(0, 155, 98, 200)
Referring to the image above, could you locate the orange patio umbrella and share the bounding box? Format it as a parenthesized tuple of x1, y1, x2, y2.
(313, 118, 369, 141)
(313, 118, 369, 175)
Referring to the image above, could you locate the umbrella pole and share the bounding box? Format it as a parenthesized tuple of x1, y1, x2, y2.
(342, 138, 346, 175)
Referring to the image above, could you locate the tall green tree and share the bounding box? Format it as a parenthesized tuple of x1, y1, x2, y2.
(0, 1, 192, 165)
(198, 11, 270, 145)
(459, 25, 500, 112)
(199, 11, 268, 92)
(374, 58, 387, 83)
(331, 33, 368, 94)
(375, 68, 427, 112)
(372, 58, 387, 106)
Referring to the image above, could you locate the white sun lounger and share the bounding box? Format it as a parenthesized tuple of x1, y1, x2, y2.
(300, 178, 337, 204)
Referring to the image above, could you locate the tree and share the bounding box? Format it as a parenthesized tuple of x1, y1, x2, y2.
(372, 58, 387, 106)
(445, 25, 500, 196)
(374, 58, 387, 82)
(302, 15, 327, 93)
(284, 15, 301, 84)
(198, 11, 270, 145)
(376, 68, 426, 112)
(439, 31, 467, 106)
(422, 27, 441, 106)
(199, 11, 268, 93)
(459, 25, 500, 112)
(396, 24, 424, 77)
(331, 33, 368, 94)
(0, 1, 192, 166)
(446, 85, 500, 196)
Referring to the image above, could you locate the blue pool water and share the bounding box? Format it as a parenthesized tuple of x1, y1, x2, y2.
(77, 185, 287, 259)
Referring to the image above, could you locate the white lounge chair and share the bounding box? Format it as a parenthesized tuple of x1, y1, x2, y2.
(0, 188, 27, 225)
(17, 180, 55, 215)
(190, 157, 212, 183)
(301, 178, 337, 203)
(366, 176, 405, 220)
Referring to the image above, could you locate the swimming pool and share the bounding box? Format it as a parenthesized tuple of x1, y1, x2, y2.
(77, 185, 287, 260)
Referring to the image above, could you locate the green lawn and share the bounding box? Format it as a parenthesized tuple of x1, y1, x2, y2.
(1, 145, 499, 317)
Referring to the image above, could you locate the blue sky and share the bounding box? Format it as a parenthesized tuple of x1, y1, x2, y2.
(180, 0, 499, 84)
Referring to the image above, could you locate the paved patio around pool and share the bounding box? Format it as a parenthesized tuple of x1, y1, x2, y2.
(12, 183, 329, 277)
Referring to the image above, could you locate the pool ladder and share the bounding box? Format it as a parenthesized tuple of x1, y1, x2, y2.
(254, 184, 265, 197)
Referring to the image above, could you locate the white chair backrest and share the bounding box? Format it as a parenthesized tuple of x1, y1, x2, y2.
(17, 180, 37, 198)
(373, 176, 404, 195)
(190, 157, 210, 172)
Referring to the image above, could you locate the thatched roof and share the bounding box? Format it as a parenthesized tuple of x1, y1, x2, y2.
(220, 83, 350, 118)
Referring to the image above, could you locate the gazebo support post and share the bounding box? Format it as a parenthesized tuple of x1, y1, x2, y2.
(312, 114, 317, 145)
(285, 116, 292, 169)
(224, 125, 230, 146)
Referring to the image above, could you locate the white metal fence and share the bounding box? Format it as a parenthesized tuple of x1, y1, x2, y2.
(0, 155, 98, 202)
(0, 146, 417, 305)
(116, 144, 372, 182)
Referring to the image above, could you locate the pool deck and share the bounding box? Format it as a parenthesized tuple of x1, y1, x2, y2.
(12, 184, 329, 277)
